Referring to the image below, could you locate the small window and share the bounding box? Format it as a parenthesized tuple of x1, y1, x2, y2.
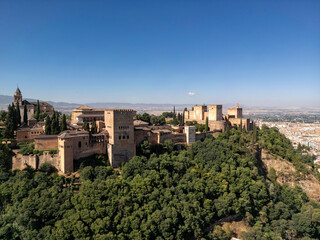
(119, 136, 121, 140)
(127, 136, 129, 139)
(122, 136, 125, 139)
(78, 141, 82, 148)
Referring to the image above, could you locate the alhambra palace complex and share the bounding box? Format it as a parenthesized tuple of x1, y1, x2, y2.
(12, 88, 253, 173)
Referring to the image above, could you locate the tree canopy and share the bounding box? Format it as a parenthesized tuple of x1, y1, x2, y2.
(0, 125, 319, 239)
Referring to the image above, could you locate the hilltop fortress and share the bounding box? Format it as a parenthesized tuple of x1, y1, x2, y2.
(12, 89, 253, 173)
(184, 104, 253, 132)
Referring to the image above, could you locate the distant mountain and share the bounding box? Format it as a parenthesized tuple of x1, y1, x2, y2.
(1, 94, 319, 115)
(0, 95, 14, 105)
(0, 94, 194, 113)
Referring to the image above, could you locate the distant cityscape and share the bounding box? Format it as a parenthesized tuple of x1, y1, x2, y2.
(257, 121, 320, 163)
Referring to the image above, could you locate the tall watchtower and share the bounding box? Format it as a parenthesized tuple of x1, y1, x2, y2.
(104, 109, 136, 167)
(14, 87, 22, 106)
(208, 105, 223, 121)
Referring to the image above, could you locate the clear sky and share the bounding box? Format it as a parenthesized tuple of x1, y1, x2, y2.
(0, 0, 319, 107)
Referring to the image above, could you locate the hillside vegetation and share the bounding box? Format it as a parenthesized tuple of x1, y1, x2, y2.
(0, 126, 319, 239)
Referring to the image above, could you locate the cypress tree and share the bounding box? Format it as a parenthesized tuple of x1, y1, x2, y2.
(50, 112, 55, 134)
(173, 106, 177, 123)
(16, 101, 21, 127)
(4, 105, 14, 139)
(205, 117, 209, 131)
(61, 114, 67, 131)
(91, 121, 97, 134)
(225, 123, 230, 138)
(11, 103, 17, 130)
(240, 118, 243, 132)
(35, 100, 40, 121)
(23, 101, 28, 124)
(252, 123, 257, 143)
(45, 116, 51, 135)
(51, 111, 60, 134)
(182, 107, 187, 126)
(56, 112, 60, 131)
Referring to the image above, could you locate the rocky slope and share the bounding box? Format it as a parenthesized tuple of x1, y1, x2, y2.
(261, 148, 320, 202)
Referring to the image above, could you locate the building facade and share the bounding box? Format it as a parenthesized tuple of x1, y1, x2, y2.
(105, 109, 136, 167)
(71, 105, 104, 124)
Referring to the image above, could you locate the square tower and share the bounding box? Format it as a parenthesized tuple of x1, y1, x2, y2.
(193, 105, 207, 121)
(208, 105, 222, 121)
(184, 126, 196, 144)
(104, 109, 136, 167)
(227, 104, 242, 119)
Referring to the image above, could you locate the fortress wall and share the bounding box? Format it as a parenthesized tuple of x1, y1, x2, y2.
(12, 153, 60, 171)
(209, 120, 226, 132)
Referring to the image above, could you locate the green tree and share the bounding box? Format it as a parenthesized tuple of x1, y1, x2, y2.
(15, 101, 21, 127)
(35, 100, 40, 121)
(158, 115, 166, 125)
(61, 114, 67, 132)
(164, 139, 174, 153)
(137, 113, 151, 124)
(195, 123, 206, 132)
(45, 116, 51, 135)
(0, 144, 12, 171)
(173, 106, 177, 122)
(0, 110, 7, 122)
(140, 140, 151, 157)
(182, 107, 187, 125)
(91, 121, 97, 134)
(51, 111, 60, 135)
(4, 105, 14, 139)
(19, 142, 34, 155)
(39, 112, 48, 121)
(83, 122, 89, 132)
(225, 123, 230, 138)
(23, 102, 28, 124)
(252, 123, 257, 143)
(11, 103, 18, 130)
(150, 115, 159, 125)
(205, 117, 209, 131)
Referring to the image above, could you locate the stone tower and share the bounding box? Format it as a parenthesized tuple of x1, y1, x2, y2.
(208, 105, 223, 121)
(14, 87, 22, 105)
(104, 109, 136, 167)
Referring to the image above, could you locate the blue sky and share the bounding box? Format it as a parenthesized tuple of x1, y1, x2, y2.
(0, 0, 319, 107)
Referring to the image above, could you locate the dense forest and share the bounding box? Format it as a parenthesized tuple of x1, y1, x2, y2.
(0, 126, 319, 239)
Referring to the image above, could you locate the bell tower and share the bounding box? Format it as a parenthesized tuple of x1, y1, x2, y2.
(14, 87, 22, 106)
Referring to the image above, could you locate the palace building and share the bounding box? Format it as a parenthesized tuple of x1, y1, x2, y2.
(12, 101, 253, 174)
